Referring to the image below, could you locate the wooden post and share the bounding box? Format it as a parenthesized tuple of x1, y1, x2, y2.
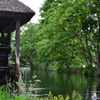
(15, 19, 20, 78)
(8, 32, 11, 66)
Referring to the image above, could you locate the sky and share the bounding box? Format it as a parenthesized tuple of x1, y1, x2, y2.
(19, 0, 45, 23)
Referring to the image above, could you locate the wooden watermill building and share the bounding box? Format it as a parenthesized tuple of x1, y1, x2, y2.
(0, 0, 35, 84)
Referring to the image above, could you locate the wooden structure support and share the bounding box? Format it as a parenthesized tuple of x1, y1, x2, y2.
(0, 0, 35, 85)
(15, 19, 20, 77)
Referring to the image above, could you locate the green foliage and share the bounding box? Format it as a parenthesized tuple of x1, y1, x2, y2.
(82, 66, 96, 76)
(48, 62, 66, 72)
(20, 0, 100, 74)
(0, 86, 14, 100)
(0, 87, 83, 100)
(38, 0, 100, 72)
(20, 23, 40, 67)
(15, 97, 26, 100)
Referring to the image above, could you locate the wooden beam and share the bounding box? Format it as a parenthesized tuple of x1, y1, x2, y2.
(2, 20, 16, 33)
(15, 19, 20, 77)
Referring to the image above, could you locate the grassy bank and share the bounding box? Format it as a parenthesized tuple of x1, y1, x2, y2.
(0, 86, 82, 100)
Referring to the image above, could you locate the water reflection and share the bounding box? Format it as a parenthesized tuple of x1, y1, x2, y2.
(21, 68, 100, 99)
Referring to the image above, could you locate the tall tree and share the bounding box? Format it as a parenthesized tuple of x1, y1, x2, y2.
(38, 0, 100, 72)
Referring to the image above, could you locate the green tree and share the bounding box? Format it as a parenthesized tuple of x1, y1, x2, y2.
(38, 0, 100, 72)
(20, 23, 40, 69)
(20, 0, 100, 74)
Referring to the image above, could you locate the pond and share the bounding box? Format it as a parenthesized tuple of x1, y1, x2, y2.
(21, 68, 100, 100)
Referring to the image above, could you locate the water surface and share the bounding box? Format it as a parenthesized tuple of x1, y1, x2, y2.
(21, 68, 100, 100)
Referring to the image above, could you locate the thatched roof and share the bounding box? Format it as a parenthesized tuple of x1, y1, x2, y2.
(0, 0, 34, 13)
(0, 0, 35, 33)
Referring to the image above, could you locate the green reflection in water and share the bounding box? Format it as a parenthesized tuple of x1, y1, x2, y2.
(22, 69, 99, 99)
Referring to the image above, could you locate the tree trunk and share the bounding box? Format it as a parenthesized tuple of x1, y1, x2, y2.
(96, 43, 100, 73)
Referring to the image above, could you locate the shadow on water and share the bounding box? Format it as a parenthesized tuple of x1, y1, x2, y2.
(21, 68, 100, 99)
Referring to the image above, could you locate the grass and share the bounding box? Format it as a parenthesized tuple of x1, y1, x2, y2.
(0, 86, 83, 100)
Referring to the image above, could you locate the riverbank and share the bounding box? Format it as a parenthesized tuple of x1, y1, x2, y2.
(0, 68, 99, 100)
(0, 86, 83, 100)
(33, 66, 97, 77)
